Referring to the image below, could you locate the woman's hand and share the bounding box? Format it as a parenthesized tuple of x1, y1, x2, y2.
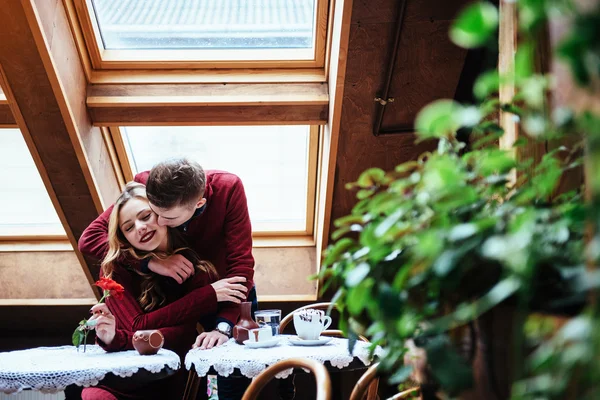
(88, 303, 116, 345)
(210, 277, 248, 303)
(148, 254, 195, 284)
(192, 330, 229, 350)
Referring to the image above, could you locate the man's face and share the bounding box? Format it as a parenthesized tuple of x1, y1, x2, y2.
(149, 198, 206, 228)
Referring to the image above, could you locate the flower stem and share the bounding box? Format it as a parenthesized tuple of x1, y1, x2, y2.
(98, 290, 109, 304)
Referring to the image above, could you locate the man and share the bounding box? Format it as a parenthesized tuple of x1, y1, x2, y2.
(78, 158, 256, 399)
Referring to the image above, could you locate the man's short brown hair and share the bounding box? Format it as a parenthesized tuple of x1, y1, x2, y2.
(146, 158, 206, 209)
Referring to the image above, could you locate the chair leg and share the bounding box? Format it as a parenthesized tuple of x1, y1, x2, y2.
(366, 378, 379, 400)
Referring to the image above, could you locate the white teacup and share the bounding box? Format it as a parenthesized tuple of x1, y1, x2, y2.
(293, 309, 332, 340)
(248, 326, 273, 343)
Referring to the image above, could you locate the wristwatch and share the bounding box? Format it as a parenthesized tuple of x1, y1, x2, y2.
(216, 322, 232, 338)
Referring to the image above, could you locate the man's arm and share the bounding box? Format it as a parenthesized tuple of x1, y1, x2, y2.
(78, 172, 147, 262)
(216, 177, 255, 325)
(78, 205, 113, 260)
(78, 172, 194, 282)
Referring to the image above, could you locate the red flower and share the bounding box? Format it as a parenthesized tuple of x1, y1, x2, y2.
(94, 277, 125, 300)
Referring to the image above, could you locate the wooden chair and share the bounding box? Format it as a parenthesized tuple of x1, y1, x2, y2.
(242, 358, 331, 400)
(182, 366, 202, 400)
(349, 362, 420, 400)
(280, 303, 378, 400)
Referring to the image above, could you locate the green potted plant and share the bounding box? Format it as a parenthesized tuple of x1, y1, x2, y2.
(318, 1, 600, 398)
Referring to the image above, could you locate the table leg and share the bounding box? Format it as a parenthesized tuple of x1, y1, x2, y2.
(278, 375, 296, 400)
(64, 384, 83, 399)
(217, 374, 252, 400)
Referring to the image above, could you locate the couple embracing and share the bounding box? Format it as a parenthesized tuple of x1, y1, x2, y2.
(77, 158, 255, 400)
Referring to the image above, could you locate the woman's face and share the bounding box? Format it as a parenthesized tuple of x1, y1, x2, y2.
(118, 197, 168, 252)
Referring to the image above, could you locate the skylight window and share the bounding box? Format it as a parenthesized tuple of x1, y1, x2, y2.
(114, 125, 318, 234)
(0, 129, 65, 237)
(73, 0, 327, 67)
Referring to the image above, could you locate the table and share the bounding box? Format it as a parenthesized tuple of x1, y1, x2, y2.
(185, 335, 381, 380)
(0, 345, 180, 394)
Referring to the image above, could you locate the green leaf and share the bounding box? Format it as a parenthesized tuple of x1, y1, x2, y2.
(532, 154, 562, 198)
(474, 70, 500, 99)
(388, 365, 414, 384)
(395, 161, 420, 174)
(345, 262, 370, 287)
(515, 42, 534, 79)
(334, 215, 364, 228)
(357, 189, 375, 200)
(474, 149, 517, 176)
(432, 250, 461, 277)
(520, 75, 548, 109)
(415, 100, 463, 139)
(450, 2, 499, 49)
(426, 276, 522, 333)
(347, 278, 374, 315)
(374, 208, 405, 238)
(72, 327, 84, 348)
(322, 238, 355, 266)
(357, 168, 385, 188)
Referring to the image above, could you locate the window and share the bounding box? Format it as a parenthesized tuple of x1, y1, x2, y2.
(0, 129, 65, 237)
(73, 0, 328, 68)
(111, 125, 318, 235)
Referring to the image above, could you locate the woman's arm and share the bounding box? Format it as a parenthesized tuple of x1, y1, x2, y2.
(90, 302, 200, 355)
(108, 269, 218, 332)
(97, 325, 197, 354)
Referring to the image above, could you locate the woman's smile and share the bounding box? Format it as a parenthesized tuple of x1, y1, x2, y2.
(140, 231, 156, 243)
(140, 230, 155, 243)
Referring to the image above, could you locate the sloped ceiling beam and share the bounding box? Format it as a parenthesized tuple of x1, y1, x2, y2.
(0, 0, 120, 288)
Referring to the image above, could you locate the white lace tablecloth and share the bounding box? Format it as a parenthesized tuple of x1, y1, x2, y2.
(185, 335, 381, 379)
(0, 345, 180, 394)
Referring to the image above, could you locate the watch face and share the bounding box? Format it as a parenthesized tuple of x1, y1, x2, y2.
(218, 322, 231, 334)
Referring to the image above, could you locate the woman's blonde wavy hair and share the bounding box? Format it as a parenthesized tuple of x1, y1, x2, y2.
(101, 182, 217, 311)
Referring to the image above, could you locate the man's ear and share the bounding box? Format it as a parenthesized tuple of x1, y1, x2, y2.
(195, 198, 207, 209)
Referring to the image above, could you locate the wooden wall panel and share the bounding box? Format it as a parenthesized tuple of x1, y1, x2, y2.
(328, 0, 469, 228)
(253, 247, 317, 297)
(0, 251, 94, 299)
(0, 247, 316, 300)
(383, 0, 469, 127)
(352, 0, 470, 24)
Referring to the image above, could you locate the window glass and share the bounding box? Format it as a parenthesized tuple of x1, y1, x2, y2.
(121, 126, 311, 232)
(91, 0, 316, 53)
(0, 129, 65, 236)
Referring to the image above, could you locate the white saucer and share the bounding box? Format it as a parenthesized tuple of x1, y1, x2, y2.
(288, 336, 333, 346)
(243, 337, 280, 349)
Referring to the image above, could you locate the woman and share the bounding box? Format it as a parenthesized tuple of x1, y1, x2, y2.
(83, 182, 247, 400)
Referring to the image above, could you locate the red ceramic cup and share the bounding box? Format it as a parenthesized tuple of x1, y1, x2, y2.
(132, 330, 164, 355)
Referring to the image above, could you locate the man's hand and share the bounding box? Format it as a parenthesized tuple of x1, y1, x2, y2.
(210, 277, 248, 303)
(148, 254, 195, 284)
(192, 330, 229, 350)
(88, 303, 116, 345)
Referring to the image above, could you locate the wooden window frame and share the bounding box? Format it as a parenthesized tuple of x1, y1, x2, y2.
(106, 125, 320, 240)
(69, 0, 329, 71)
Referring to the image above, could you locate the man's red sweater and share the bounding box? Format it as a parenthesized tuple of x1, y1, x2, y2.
(78, 170, 255, 325)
